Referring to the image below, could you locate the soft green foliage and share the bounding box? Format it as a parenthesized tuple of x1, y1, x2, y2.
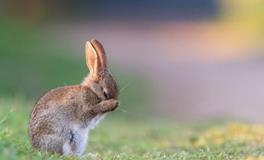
(0, 98, 264, 160)
(0, 23, 85, 97)
(0, 23, 150, 116)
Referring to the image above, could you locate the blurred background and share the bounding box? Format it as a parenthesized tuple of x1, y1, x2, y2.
(1, 0, 264, 122)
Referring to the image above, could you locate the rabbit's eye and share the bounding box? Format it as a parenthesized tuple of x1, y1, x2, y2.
(103, 89, 109, 98)
(103, 91, 107, 98)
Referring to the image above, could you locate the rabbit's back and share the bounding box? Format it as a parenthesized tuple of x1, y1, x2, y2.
(29, 85, 100, 150)
(30, 85, 99, 119)
(32, 86, 80, 117)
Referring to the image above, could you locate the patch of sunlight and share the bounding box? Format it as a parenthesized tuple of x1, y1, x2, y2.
(193, 122, 264, 147)
(243, 156, 264, 160)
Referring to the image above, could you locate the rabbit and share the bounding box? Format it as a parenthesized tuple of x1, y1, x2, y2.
(29, 39, 119, 156)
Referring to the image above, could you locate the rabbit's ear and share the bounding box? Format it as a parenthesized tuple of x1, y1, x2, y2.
(85, 39, 108, 79)
(90, 39, 108, 69)
(86, 41, 100, 79)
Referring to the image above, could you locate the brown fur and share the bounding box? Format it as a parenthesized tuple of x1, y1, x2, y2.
(29, 39, 119, 156)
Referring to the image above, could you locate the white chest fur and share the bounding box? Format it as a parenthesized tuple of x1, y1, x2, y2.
(87, 114, 106, 129)
(63, 114, 106, 156)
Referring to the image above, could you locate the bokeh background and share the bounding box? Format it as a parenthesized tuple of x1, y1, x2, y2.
(1, 0, 264, 122)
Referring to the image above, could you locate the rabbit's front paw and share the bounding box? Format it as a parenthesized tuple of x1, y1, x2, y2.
(100, 99, 119, 113)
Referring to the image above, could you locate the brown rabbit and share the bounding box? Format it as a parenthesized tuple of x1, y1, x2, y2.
(29, 39, 119, 156)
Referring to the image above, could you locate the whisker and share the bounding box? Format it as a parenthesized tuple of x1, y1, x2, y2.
(116, 104, 151, 120)
(116, 103, 128, 113)
(119, 108, 127, 113)
(118, 81, 133, 99)
(119, 81, 132, 93)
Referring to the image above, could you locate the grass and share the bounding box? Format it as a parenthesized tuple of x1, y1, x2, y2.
(1, 97, 264, 160)
(1, 22, 264, 160)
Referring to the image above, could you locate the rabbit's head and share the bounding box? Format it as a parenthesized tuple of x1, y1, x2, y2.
(82, 39, 118, 100)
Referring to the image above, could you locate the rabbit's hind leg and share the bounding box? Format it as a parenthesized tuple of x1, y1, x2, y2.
(62, 140, 75, 156)
(65, 129, 89, 156)
(39, 135, 64, 155)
